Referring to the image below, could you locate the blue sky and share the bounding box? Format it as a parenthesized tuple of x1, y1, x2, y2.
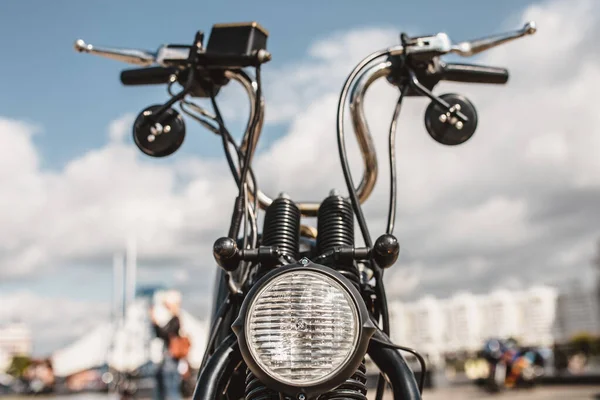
(4, 0, 600, 354)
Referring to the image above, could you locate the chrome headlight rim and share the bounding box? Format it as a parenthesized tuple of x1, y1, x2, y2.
(232, 260, 376, 398)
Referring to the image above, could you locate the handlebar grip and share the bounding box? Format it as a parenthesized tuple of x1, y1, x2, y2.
(120, 67, 178, 86)
(440, 63, 509, 84)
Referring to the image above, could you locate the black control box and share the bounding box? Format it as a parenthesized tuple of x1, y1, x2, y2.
(206, 22, 268, 56)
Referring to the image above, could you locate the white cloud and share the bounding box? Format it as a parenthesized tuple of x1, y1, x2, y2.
(526, 132, 569, 164)
(263, 28, 398, 124)
(441, 197, 532, 249)
(0, 118, 234, 278)
(1, 0, 600, 351)
(108, 113, 135, 143)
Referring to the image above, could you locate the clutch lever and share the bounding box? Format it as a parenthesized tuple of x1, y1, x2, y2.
(74, 40, 157, 66)
(451, 21, 537, 57)
(74, 40, 190, 67)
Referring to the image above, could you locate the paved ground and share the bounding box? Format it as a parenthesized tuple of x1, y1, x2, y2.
(5, 386, 600, 399)
(374, 385, 600, 400)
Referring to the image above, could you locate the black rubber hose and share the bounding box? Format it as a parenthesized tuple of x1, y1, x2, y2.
(193, 334, 242, 400)
(368, 331, 422, 400)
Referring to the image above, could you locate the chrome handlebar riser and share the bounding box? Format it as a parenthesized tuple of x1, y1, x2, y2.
(348, 60, 394, 205)
(244, 58, 396, 216)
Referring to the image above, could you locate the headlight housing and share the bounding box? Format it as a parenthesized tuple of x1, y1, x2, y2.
(233, 260, 375, 397)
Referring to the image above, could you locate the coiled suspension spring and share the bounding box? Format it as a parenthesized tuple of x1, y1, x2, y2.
(262, 193, 301, 264)
(245, 369, 280, 400)
(318, 361, 368, 400)
(245, 363, 368, 400)
(316, 191, 360, 286)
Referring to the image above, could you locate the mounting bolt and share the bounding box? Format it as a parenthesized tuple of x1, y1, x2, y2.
(257, 49, 272, 63)
(456, 121, 464, 130)
(299, 258, 309, 266)
(150, 123, 164, 136)
(298, 394, 306, 400)
(439, 114, 448, 123)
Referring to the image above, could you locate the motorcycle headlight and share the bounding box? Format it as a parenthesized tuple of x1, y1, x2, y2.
(233, 260, 375, 397)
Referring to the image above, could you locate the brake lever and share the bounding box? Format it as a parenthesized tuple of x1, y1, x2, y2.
(451, 21, 537, 57)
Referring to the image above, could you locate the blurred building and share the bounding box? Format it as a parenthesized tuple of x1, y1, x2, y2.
(554, 288, 600, 342)
(390, 285, 599, 365)
(394, 296, 445, 365)
(0, 323, 32, 357)
(444, 292, 482, 353)
(519, 286, 558, 347)
(480, 289, 520, 340)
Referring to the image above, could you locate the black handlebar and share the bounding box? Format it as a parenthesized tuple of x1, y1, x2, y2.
(119, 61, 508, 90)
(439, 62, 509, 84)
(120, 66, 178, 86)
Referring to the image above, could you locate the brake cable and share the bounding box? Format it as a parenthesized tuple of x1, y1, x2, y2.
(335, 49, 399, 400)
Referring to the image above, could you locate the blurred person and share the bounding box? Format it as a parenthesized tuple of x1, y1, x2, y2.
(505, 350, 536, 388)
(150, 291, 188, 400)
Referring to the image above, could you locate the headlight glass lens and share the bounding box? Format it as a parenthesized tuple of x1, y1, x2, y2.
(246, 270, 359, 386)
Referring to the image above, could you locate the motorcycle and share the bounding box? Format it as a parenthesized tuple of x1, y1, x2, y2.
(481, 339, 545, 393)
(74, 19, 537, 400)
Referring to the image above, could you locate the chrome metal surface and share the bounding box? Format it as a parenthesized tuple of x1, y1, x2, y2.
(73, 39, 156, 66)
(225, 70, 264, 161)
(388, 44, 405, 56)
(224, 71, 322, 217)
(224, 70, 272, 212)
(239, 55, 398, 216)
(349, 60, 394, 205)
(405, 33, 452, 56)
(300, 224, 318, 239)
(451, 21, 537, 57)
(155, 45, 191, 65)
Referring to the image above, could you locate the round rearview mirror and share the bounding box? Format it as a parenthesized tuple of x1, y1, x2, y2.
(424, 93, 478, 146)
(133, 105, 186, 157)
